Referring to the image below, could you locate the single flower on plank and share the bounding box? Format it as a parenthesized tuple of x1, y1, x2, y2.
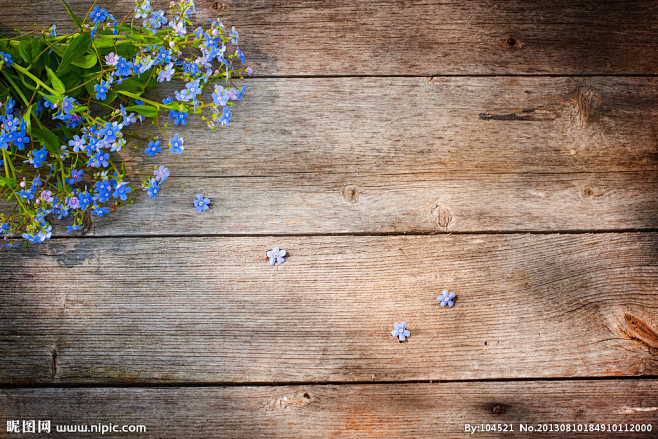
(194, 194, 210, 212)
(391, 322, 410, 341)
(267, 247, 286, 265)
(438, 290, 456, 307)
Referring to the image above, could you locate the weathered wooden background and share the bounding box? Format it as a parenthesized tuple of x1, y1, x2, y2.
(1, 0, 657, 437)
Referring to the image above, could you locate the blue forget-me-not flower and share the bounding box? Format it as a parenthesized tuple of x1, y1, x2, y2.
(438, 290, 455, 307)
(392, 322, 410, 341)
(267, 247, 286, 265)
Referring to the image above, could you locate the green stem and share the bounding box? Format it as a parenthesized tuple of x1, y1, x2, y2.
(11, 64, 57, 94)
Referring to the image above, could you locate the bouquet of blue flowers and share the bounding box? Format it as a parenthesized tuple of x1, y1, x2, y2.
(0, 0, 250, 245)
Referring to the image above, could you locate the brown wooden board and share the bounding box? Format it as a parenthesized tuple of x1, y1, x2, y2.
(62, 171, 658, 236)
(120, 77, 658, 176)
(1, 234, 655, 384)
(2, 77, 658, 236)
(1, 381, 657, 437)
(2, 1, 657, 75)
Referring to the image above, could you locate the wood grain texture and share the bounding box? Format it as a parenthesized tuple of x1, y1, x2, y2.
(120, 77, 658, 176)
(3, 77, 656, 235)
(68, 171, 658, 235)
(1, 381, 657, 438)
(2, 0, 657, 75)
(1, 234, 656, 384)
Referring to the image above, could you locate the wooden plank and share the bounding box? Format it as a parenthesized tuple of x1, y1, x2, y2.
(2, 1, 657, 75)
(119, 77, 658, 176)
(1, 381, 656, 437)
(3, 77, 656, 235)
(69, 171, 658, 236)
(0, 234, 655, 384)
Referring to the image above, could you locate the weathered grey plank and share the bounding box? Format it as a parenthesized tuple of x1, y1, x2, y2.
(1, 234, 655, 383)
(1, 381, 657, 437)
(74, 171, 658, 236)
(2, 1, 657, 75)
(121, 77, 658, 176)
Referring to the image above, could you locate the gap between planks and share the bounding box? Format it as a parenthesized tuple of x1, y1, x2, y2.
(2, 375, 658, 389)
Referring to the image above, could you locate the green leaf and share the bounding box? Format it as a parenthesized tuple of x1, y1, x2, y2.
(69, 105, 88, 114)
(92, 35, 115, 49)
(113, 79, 144, 94)
(18, 37, 33, 64)
(0, 176, 18, 189)
(71, 52, 97, 69)
(60, 0, 82, 29)
(23, 103, 35, 134)
(45, 66, 66, 94)
(32, 128, 61, 155)
(125, 105, 159, 117)
(104, 90, 118, 104)
(57, 32, 91, 72)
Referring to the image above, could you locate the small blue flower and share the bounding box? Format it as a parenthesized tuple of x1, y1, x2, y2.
(60, 96, 75, 115)
(90, 6, 108, 24)
(266, 247, 286, 265)
(68, 135, 86, 152)
(438, 290, 455, 307)
(115, 57, 133, 77)
(66, 224, 83, 233)
(91, 204, 110, 216)
(219, 106, 231, 126)
(94, 80, 110, 100)
(148, 10, 168, 29)
(229, 26, 239, 45)
(172, 110, 188, 125)
(144, 139, 162, 156)
(391, 322, 410, 341)
(169, 134, 184, 154)
(69, 169, 83, 183)
(235, 47, 246, 64)
(0, 52, 14, 66)
(112, 182, 132, 201)
(147, 182, 159, 199)
(193, 193, 210, 212)
(29, 147, 48, 168)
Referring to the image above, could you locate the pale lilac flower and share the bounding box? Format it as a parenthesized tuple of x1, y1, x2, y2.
(105, 52, 119, 66)
(158, 62, 174, 82)
(153, 165, 169, 182)
(267, 247, 286, 265)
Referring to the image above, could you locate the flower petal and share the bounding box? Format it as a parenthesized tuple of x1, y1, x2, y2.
(269, 257, 276, 265)
(278, 249, 286, 257)
(403, 330, 410, 337)
(448, 292, 455, 299)
(391, 330, 398, 336)
(277, 256, 285, 264)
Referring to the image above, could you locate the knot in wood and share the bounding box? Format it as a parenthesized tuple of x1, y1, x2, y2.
(431, 203, 452, 228)
(341, 185, 360, 203)
(579, 185, 595, 198)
